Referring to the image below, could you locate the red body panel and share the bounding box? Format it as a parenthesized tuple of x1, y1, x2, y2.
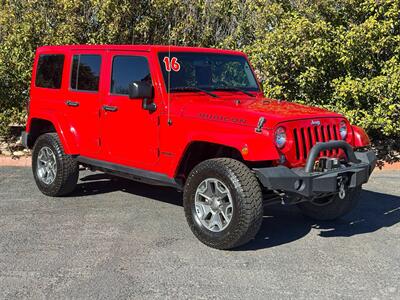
(352, 125, 371, 148)
(99, 50, 160, 169)
(27, 45, 371, 179)
(66, 49, 103, 157)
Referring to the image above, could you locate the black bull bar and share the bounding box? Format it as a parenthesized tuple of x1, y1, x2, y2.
(254, 141, 377, 199)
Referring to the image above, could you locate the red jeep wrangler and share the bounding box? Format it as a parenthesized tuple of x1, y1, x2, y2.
(22, 45, 376, 249)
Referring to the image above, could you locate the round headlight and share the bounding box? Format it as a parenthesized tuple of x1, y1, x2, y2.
(275, 127, 287, 148)
(339, 120, 347, 140)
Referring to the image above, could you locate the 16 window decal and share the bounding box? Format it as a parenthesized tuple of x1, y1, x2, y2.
(163, 56, 180, 72)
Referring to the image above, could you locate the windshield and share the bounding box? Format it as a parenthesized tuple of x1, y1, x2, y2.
(158, 52, 260, 93)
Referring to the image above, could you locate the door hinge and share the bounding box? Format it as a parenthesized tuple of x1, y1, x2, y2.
(98, 138, 101, 147)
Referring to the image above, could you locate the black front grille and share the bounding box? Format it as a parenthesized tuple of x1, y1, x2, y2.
(293, 124, 340, 161)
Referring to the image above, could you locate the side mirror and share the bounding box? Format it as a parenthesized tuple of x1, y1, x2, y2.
(128, 81, 156, 112)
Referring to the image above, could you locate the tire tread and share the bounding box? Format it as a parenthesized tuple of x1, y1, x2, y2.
(32, 133, 78, 196)
(184, 158, 263, 249)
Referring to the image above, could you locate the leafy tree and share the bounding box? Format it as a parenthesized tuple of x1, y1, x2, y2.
(245, 0, 400, 138)
(0, 0, 399, 140)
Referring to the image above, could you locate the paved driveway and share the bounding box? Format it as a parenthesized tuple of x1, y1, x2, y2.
(1, 167, 399, 299)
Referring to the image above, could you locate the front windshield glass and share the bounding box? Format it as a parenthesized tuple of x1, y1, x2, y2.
(158, 52, 260, 93)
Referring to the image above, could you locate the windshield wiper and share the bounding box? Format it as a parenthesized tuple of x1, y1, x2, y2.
(212, 87, 256, 97)
(170, 87, 218, 98)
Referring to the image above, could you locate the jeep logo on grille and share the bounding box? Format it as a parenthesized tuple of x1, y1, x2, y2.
(311, 120, 321, 126)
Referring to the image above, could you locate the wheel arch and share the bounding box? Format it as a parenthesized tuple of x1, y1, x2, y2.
(26, 116, 79, 154)
(175, 141, 244, 181)
(27, 118, 56, 148)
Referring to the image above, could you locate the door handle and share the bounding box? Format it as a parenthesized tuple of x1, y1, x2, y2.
(102, 105, 118, 112)
(66, 100, 79, 107)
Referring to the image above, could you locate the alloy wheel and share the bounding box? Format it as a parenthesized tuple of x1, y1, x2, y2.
(194, 178, 233, 232)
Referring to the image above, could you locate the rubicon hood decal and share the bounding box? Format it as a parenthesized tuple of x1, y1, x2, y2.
(177, 95, 342, 128)
(198, 113, 247, 125)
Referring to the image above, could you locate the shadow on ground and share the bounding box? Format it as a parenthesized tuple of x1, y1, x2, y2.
(73, 173, 182, 206)
(73, 173, 400, 251)
(238, 190, 400, 251)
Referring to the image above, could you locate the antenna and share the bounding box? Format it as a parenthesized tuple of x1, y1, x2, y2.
(167, 24, 172, 126)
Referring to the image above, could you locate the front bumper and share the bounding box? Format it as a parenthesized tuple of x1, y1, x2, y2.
(254, 141, 377, 199)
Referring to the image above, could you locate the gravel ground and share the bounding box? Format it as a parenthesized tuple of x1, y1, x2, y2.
(0, 167, 399, 299)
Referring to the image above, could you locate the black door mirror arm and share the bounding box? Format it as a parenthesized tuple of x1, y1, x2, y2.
(142, 98, 157, 112)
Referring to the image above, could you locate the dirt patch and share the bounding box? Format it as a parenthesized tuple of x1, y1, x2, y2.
(0, 155, 32, 167)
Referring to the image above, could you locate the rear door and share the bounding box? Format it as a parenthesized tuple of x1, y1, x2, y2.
(65, 50, 103, 158)
(100, 51, 159, 169)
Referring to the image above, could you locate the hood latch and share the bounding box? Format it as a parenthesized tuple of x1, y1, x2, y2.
(255, 117, 266, 133)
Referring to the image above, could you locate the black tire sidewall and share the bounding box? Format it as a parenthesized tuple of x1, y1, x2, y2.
(185, 167, 242, 241)
(183, 159, 263, 249)
(32, 133, 77, 196)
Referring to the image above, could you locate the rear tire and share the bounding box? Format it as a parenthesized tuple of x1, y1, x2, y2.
(297, 188, 361, 221)
(32, 133, 79, 196)
(183, 158, 263, 249)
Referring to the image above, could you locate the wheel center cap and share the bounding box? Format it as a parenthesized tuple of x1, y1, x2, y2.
(210, 198, 221, 211)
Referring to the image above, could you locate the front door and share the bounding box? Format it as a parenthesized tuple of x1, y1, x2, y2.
(100, 51, 159, 169)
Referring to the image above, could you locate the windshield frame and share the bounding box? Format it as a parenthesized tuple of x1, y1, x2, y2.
(157, 51, 261, 94)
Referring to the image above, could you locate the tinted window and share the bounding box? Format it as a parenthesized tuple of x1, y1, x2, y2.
(111, 56, 151, 95)
(158, 52, 259, 92)
(35, 54, 65, 89)
(70, 55, 101, 91)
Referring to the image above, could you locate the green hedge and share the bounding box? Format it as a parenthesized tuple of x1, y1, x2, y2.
(1, 0, 399, 139)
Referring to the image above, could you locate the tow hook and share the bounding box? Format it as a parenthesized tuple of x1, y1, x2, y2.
(338, 177, 346, 199)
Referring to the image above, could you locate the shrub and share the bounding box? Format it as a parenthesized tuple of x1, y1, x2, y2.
(0, 0, 399, 141)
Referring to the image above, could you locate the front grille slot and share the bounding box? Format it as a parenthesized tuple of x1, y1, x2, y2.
(293, 128, 300, 160)
(292, 122, 340, 164)
(307, 127, 313, 150)
(300, 128, 307, 159)
(333, 125, 338, 139)
(314, 126, 319, 142)
(327, 125, 332, 140)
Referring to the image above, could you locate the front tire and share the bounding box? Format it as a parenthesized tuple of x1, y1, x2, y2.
(32, 133, 79, 196)
(297, 188, 361, 221)
(183, 158, 263, 249)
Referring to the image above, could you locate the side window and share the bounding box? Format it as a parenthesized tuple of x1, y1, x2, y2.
(70, 55, 101, 92)
(111, 56, 151, 95)
(35, 54, 65, 89)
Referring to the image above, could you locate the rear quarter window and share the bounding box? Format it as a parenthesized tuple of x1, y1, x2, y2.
(35, 54, 65, 89)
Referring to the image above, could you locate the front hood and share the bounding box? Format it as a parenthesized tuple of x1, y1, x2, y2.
(179, 95, 343, 128)
(246, 98, 339, 120)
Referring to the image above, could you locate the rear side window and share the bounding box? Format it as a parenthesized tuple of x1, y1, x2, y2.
(35, 54, 65, 89)
(70, 55, 101, 92)
(111, 56, 151, 95)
